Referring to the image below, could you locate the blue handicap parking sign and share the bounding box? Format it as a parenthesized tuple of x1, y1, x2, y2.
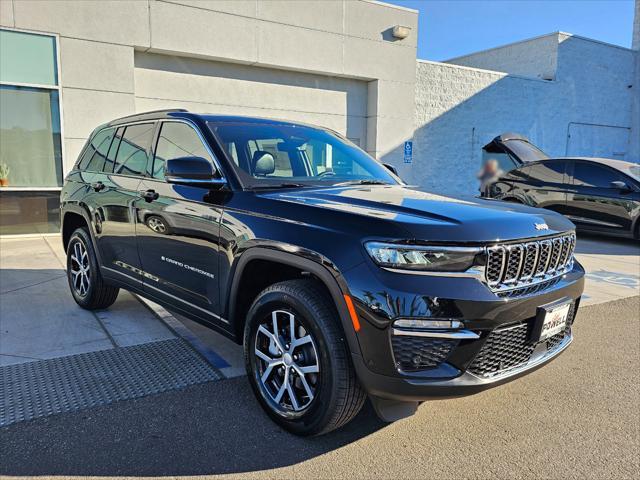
(404, 141, 413, 164)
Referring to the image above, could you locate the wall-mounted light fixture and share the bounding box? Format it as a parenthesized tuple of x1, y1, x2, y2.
(392, 25, 411, 40)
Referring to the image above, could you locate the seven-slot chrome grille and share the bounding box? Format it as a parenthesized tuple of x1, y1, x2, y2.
(485, 233, 576, 292)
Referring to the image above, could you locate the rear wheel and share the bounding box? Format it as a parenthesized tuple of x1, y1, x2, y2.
(244, 279, 366, 436)
(67, 227, 119, 310)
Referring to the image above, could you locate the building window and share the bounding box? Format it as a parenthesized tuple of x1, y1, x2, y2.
(0, 28, 63, 234)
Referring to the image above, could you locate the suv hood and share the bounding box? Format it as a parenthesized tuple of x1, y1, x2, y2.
(264, 184, 574, 243)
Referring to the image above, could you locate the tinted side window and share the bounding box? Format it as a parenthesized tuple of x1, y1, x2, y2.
(527, 161, 566, 183)
(113, 123, 155, 177)
(153, 122, 213, 180)
(102, 127, 124, 173)
(79, 128, 115, 172)
(573, 162, 622, 188)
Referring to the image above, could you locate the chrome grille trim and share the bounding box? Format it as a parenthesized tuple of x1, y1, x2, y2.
(484, 233, 576, 293)
(520, 242, 539, 280)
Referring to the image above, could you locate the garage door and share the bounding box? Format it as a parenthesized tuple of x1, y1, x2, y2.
(134, 52, 367, 147)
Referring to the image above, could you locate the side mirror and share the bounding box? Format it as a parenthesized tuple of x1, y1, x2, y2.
(610, 180, 631, 192)
(165, 156, 225, 188)
(383, 163, 398, 176)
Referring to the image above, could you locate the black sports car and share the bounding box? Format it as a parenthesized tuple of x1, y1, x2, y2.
(485, 134, 640, 239)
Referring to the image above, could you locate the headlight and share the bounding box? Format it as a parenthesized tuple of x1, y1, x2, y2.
(364, 242, 482, 272)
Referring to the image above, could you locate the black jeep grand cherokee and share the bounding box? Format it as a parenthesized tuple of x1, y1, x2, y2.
(61, 110, 584, 435)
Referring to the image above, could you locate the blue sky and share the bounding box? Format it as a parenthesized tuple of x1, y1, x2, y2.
(385, 0, 636, 60)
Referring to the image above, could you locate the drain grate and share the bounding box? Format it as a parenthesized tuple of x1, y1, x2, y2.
(0, 339, 222, 427)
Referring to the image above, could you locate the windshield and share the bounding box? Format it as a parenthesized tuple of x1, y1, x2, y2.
(503, 139, 549, 163)
(207, 121, 398, 188)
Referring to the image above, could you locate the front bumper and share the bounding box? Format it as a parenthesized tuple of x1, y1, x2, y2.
(352, 329, 572, 401)
(345, 260, 585, 401)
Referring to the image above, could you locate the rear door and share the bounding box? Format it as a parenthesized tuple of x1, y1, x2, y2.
(565, 160, 636, 233)
(97, 122, 155, 286)
(134, 120, 225, 323)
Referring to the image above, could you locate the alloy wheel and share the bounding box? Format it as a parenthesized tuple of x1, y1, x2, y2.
(70, 240, 90, 297)
(147, 216, 167, 234)
(254, 310, 320, 415)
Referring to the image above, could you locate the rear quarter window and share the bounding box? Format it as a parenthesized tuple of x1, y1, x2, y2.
(77, 128, 116, 172)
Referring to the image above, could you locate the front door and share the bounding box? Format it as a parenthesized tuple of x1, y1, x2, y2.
(134, 121, 225, 323)
(565, 160, 637, 234)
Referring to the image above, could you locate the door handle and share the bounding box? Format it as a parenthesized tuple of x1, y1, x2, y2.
(91, 181, 105, 192)
(141, 189, 159, 202)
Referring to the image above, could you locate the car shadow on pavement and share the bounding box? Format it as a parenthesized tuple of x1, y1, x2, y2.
(0, 376, 387, 476)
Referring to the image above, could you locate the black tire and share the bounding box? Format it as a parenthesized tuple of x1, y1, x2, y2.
(244, 279, 366, 436)
(66, 227, 119, 310)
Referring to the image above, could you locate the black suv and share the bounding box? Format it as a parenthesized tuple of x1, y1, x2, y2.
(483, 133, 640, 239)
(61, 110, 585, 435)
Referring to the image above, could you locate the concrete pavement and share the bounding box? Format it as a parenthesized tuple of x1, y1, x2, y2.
(574, 234, 640, 306)
(1, 296, 638, 479)
(0, 235, 175, 367)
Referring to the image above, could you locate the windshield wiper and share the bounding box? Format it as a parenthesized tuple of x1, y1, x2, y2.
(334, 179, 391, 186)
(251, 182, 307, 190)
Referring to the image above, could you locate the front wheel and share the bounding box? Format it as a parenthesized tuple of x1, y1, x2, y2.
(244, 279, 366, 436)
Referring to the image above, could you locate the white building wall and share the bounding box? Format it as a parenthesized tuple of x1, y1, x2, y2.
(413, 61, 555, 195)
(445, 33, 560, 80)
(629, 0, 640, 162)
(413, 34, 637, 196)
(555, 34, 635, 157)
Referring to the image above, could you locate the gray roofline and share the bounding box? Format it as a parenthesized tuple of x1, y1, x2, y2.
(443, 31, 634, 64)
(443, 32, 562, 63)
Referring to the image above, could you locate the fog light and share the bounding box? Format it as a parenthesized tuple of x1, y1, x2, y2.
(393, 319, 462, 330)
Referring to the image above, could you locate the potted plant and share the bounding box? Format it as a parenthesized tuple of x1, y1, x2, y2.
(0, 163, 9, 187)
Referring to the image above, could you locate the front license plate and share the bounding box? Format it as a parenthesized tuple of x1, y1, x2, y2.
(539, 302, 571, 341)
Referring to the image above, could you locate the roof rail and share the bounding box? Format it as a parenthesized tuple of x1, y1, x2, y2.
(113, 108, 189, 122)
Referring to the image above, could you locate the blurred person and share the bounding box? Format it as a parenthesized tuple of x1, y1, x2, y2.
(477, 158, 503, 197)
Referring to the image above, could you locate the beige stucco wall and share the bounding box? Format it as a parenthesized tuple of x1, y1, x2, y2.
(0, 0, 418, 177)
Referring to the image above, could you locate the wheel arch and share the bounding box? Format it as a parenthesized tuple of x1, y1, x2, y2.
(62, 208, 91, 252)
(225, 247, 361, 356)
(61, 204, 105, 265)
(632, 214, 640, 239)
